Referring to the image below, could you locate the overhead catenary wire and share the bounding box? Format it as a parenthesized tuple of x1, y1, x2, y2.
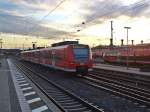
(75, 0, 150, 33)
(88, 0, 149, 25)
(40, 0, 67, 21)
(27, 0, 67, 35)
(22, 0, 150, 41)
(68, 0, 150, 45)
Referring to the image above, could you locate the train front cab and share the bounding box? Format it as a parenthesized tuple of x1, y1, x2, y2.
(71, 44, 93, 75)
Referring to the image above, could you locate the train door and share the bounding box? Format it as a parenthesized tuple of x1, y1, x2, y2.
(52, 50, 55, 66)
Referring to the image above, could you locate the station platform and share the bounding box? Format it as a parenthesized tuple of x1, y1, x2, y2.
(94, 63, 150, 77)
(0, 58, 21, 112)
(0, 57, 62, 112)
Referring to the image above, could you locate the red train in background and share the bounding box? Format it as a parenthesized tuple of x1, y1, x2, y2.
(21, 41, 93, 75)
(92, 43, 150, 65)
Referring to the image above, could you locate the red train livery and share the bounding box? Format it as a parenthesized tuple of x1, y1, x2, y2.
(92, 43, 150, 65)
(21, 41, 93, 74)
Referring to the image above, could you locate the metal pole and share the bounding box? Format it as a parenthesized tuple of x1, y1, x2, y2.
(0, 39, 3, 49)
(23, 44, 24, 50)
(126, 28, 129, 69)
(0, 39, 2, 56)
(124, 27, 131, 69)
(110, 21, 113, 46)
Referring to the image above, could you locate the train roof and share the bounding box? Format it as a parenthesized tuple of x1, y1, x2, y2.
(92, 43, 150, 50)
(51, 41, 79, 47)
(22, 45, 69, 53)
(21, 43, 89, 53)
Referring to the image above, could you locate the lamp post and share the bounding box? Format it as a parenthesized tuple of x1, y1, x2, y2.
(124, 26, 131, 69)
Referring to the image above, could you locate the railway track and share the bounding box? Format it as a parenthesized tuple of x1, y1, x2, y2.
(82, 71, 150, 108)
(15, 60, 150, 109)
(92, 68, 150, 88)
(13, 60, 104, 112)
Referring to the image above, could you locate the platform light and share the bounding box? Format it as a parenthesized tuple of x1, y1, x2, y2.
(124, 26, 131, 69)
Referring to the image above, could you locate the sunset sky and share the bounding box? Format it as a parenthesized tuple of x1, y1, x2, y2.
(0, 0, 150, 49)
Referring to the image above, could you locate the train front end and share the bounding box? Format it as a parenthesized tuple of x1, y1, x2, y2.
(71, 44, 93, 75)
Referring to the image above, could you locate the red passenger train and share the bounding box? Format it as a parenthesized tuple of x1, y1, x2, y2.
(21, 41, 93, 75)
(92, 43, 150, 65)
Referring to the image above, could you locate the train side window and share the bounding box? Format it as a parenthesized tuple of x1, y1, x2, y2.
(64, 49, 67, 59)
(49, 51, 52, 59)
(52, 51, 55, 60)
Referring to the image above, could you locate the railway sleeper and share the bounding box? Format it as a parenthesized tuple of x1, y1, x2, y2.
(66, 107, 88, 112)
(56, 99, 75, 103)
(61, 101, 79, 105)
(63, 104, 83, 108)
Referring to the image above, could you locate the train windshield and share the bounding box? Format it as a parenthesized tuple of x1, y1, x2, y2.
(73, 47, 89, 62)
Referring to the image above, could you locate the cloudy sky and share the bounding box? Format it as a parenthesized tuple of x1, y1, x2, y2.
(0, 0, 150, 48)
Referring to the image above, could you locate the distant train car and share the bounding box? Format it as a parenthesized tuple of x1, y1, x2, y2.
(92, 44, 150, 65)
(21, 41, 93, 75)
(103, 50, 120, 63)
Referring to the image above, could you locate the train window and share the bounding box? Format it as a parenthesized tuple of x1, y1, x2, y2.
(64, 49, 67, 59)
(49, 51, 52, 59)
(55, 52, 62, 61)
(40, 51, 48, 59)
(45, 51, 49, 59)
(73, 48, 89, 61)
(74, 48, 88, 57)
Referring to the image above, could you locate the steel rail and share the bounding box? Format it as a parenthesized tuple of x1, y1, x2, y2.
(82, 73, 150, 107)
(14, 60, 104, 112)
(92, 68, 150, 87)
(89, 72, 150, 95)
(18, 60, 150, 107)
